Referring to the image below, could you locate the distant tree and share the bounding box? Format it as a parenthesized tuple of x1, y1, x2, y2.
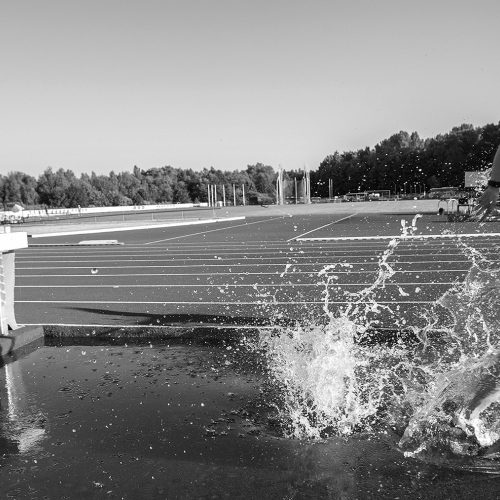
(0, 171, 39, 207)
(181, 168, 204, 203)
(246, 163, 276, 196)
(36, 168, 77, 207)
(117, 171, 141, 201)
(173, 181, 191, 203)
(465, 122, 500, 171)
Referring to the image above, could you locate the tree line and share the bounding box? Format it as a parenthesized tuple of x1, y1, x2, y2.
(311, 122, 500, 198)
(0, 164, 278, 209)
(1, 122, 499, 209)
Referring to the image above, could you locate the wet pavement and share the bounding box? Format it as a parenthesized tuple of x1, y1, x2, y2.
(1, 340, 499, 499)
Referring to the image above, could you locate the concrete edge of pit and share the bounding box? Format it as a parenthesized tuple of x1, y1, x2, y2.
(40, 325, 448, 344)
(7, 325, 450, 349)
(0, 325, 45, 358)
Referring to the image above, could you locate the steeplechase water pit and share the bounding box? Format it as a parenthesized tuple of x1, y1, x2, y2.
(4, 215, 500, 498)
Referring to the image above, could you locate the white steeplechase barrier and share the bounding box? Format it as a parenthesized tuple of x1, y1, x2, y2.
(0, 229, 43, 355)
(0, 230, 27, 335)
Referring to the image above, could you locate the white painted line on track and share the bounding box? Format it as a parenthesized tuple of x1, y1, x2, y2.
(287, 214, 356, 242)
(22, 238, 500, 250)
(15, 260, 483, 270)
(28, 217, 246, 238)
(14, 253, 481, 264)
(17, 248, 489, 259)
(15, 282, 455, 288)
(144, 216, 286, 244)
(16, 300, 436, 304)
(17, 246, 500, 259)
(298, 232, 500, 242)
(18, 244, 486, 254)
(15, 270, 469, 278)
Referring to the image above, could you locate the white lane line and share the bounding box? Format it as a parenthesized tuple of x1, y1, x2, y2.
(15, 282, 455, 288)
(15, 260, 481, 270)
(28, 217, 246, 238)
(15, 269, 468, 278)
(16, 300, 436, 304)
(16, 269, 468, 287)
(17, 247, 486, 257)
(20, 239, 406, 248)
(298, 232, 500, 241)
(22, 238, 500, 252)
(16, 247, 487, 259)
(15, 271, 340, 277)
(16, 247, 498, 260)
(144, 216, 286, 244)
(16, 251, 486, 263)
(287, 214, 356, 242)
(14, 253, 481, 264)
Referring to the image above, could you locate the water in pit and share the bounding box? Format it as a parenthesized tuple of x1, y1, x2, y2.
(0, 338, 499, 499)
(2, 235, 500, 498)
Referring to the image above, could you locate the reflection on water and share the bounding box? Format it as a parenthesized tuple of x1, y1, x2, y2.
(0, 357, 46, 455)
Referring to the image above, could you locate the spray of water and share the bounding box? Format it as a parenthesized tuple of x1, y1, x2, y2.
(400, 248, 500, 460)
(251, 219, 500, 464)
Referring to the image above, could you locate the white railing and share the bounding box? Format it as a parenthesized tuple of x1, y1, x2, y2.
(1, 202, 209, 223)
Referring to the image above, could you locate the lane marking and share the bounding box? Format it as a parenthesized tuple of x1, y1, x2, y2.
(21, 238, 500, 252)
(18, 246, 497, 257)
(16, 247, 491, 259)
(15, 252, 487, 264)
(16, 300, 436, 304)
(287, 214, 356, 242)
(298, 232, 500, 242)
(15, 260, 483, 270)
(15, 282, 455, 288)
(15, 269, 469, 278)
(144, 216, 287, 244)
(13, 252, 485, 264)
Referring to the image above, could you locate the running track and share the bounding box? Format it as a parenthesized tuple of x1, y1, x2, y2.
(14, 213, 500, 332)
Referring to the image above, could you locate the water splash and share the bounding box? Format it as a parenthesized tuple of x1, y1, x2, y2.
(251, 229, 500, 465)
(251, 236, 408, 439)
(252, 318, 413, 439)
(400, 257, 500, 460)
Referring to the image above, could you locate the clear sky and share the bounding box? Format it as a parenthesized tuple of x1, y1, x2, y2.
(2, 0, 500, 177)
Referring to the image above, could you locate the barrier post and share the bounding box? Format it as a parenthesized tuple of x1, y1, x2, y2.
(0, 231, 28, 336)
